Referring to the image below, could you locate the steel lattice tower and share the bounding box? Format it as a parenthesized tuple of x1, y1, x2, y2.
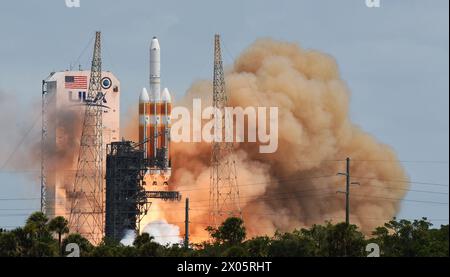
(209, 34, 241, 226)
(69, 31, 105, 244)
(40, 80, 48, 214)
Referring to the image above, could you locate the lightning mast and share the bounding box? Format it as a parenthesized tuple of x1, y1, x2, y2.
(41, 80, 48, 214)
(69, 31, 105, 244)
(209, 34, 241, 226)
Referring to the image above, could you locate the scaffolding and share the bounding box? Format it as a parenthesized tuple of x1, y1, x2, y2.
(105, 141, 147, 240)
(105, 141, 181, 241)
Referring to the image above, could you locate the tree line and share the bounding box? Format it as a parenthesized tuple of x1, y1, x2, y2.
(0, 212, 448, 257)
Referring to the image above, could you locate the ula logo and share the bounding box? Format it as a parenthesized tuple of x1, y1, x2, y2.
(366, 0, 381, 8)
(65, 0, 80, 8)
(69, 91, 108, 105)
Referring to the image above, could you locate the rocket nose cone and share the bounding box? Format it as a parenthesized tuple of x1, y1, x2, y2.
(162, 88, 172, 102)
(140, 87, 150, 102)
(151, 37, 160, 50)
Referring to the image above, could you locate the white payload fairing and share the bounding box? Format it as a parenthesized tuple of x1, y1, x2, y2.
(139, 37, 172, 186)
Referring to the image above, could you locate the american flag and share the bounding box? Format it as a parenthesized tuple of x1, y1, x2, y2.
(65, 76, 88, 89)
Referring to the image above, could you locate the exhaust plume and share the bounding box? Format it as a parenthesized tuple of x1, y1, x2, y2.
(142, 220, 181, 246)
(125, 38, 409, 239)
(120, 220, 181, 246)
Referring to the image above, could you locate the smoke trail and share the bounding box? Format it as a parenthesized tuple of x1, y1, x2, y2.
(125, 38, 409, 239)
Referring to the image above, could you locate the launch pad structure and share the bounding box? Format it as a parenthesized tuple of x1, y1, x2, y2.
(105, 140, 181, 242)
(41, 32, 241, 243)
(40, 32, 181, 244)
(105, 141, 146, 240)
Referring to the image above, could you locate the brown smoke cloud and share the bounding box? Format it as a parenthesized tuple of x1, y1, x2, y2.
(42, 107, 83, 173)
(0, 88, 82, 217)
(0, 89, 81, 174)
(125, 38, 409, 240)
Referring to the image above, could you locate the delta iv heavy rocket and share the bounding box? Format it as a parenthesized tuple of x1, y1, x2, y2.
(139, 37, 172, 186)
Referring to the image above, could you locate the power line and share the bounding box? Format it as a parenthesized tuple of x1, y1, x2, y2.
(0, 176, 448, 203)
(1, 158, 447, 173)
(178, 174, 337, 192)
(175, 174, 448, 191)
(186, 193, 449, 209)
(355, 183, 448, 195)
(188, 188, 335, 205)
(0, 114, 42, 171)
(2, 216, 448, 230)
(72, 34, 95, 70)
(0, 188, 447, 218)
(349, 194, 449, 205)
(0, 89, 57, 173)
(0, 198, 41, 201)
(351, 176, 448, 187)
(0, 208, 38, 211)
(352, 160, 449, 164)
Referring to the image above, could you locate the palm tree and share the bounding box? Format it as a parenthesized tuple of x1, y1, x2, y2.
(25, 212, 49, 239)
(48, 216, 69, 256)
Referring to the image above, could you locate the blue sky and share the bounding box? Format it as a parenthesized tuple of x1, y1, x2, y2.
(0, 0, 448, 229)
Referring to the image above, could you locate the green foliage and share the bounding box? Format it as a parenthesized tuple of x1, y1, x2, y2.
(48, 216, 69, 236)
(222, 245, 247, 257)
(245, 236, 271, 257)
(48, 216, 70, 255)
(195, 241, 224, 257)
(129, 233, 162, 257)
(133, 232, 153, 248)
(90, 237, 137, 257)
(62, 233, 94, 257)
(324, 223, 365, 257)
(18, 212, 58, 257)
(0, 213, 448, 257)
(206, 217, 246, 245)
(25, 212, 49, 240)
(371, 217, 449, 257)
(136, 240, 163, 257)
(268, 231, 315, 257)
(266, 222, 365, 257)
(0, 232, 20, 257)
(161, 244, 195, 257)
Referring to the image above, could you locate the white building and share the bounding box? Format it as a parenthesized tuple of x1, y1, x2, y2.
(42, 70, 120, 219)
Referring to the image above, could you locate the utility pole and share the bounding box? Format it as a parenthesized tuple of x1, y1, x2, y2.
(338, 157, 356, 225)
(345, 157, 350, 225)
(337, 157, 361, 257)
(184, 197, 189, 249)
(338, 158, 351, 225)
